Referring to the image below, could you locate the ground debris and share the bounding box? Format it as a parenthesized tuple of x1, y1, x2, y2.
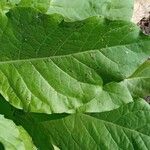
(145, 96, 150, 104)
(138, 13, 150, 35)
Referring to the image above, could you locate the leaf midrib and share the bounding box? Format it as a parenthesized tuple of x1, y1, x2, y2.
(0, 40, 149, 64)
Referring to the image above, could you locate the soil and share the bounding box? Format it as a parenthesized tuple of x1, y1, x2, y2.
(132, 0, 150, 35)
(132, 0, 150, 23)
(138, 14, 150, 35)
(146, 96, 150, 104)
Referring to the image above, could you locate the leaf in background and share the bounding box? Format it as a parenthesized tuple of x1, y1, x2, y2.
(0, 0, 134, 21)
(0, 8, 150, 113)
(0, 114, 36, 150)
(47, 0, 134, 21)
(1, 95, 150, 150)
(18, 0, 51, 12)
(0, 95, 66, 150)
(0, 0, 20, 14)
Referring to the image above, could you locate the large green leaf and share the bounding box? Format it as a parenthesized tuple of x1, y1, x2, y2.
(0, 0, 134, 21)
(1, 95, 150, 149)
(0, 8, 150, 113)
(0, 114, 36, 150)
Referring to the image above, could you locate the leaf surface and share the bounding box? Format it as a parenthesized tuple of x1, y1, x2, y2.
(0, 8, 150, 113)
(1, 96, 150, 149)
(0, 114, 36, 150)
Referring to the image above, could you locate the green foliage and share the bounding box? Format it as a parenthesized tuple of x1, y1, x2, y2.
(1, 0, 134, 21)
(0, 0, 150, 149)
(0, 113, 36, 150)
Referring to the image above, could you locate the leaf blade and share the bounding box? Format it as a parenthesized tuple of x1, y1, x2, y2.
(0, 8, 150, 113)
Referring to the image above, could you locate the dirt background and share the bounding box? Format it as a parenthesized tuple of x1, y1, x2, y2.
(132, 0, 150, 23)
